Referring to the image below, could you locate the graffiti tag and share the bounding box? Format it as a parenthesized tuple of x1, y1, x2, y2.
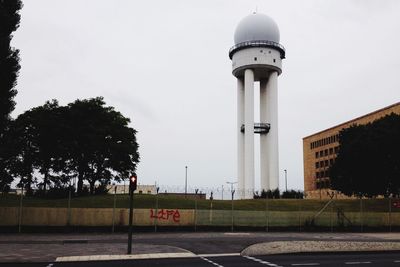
(150, 209, 180, 223)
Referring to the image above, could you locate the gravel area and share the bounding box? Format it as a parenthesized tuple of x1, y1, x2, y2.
(242, 241, 400, 256)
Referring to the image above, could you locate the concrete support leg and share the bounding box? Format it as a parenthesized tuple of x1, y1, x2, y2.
(237, 78, 245, 199)
(266, 71, 279, 190)
(244, 69, 255, 199)
(260, 78, 269, 192)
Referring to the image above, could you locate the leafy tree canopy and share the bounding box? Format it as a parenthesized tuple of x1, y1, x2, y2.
(0, 0, 22, 134)
(2, 97, 140, 196)
(330, 113, 400, 197)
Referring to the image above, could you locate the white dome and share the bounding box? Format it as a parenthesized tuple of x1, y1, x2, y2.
(234, 13, 280, 44)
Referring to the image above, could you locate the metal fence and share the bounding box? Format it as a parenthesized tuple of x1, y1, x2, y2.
(1, 193, 400, 232)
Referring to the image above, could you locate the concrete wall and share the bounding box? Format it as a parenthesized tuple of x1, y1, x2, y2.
(1, 207, 400, 228)
(0, 207, 194, 227)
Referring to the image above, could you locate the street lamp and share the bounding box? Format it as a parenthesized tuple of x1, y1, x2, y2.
(284, 169, 288, 192)
(185, 166, 188, 197)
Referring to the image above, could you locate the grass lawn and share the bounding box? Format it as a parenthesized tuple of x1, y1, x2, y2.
(1, 193, 398, 212)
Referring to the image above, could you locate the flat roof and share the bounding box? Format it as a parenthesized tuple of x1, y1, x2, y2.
(303, 101, 400, 140)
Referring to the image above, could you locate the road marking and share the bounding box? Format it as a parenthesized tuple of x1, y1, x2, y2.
(45, 264, 53, 267)
(200, 256, 224, 267)
(345, 262, 371, 265)
(291, 264, 320, 266)
(198, 253, 241, 257)
(394, 261, 400, 263)
(243, 256, 283, 267)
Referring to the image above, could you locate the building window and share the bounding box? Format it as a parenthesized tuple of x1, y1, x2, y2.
(316, 162, 319, 168)
(334, 146, 339, 153)
(324, 160, 329, 166)
(316, 172, 320, 178)
(254, 57, 257, 61)
(329, 148, 333, 155)
(273, 59, 276, 62)
(324, 149, 328, 156)
(319, 151, 324, 157)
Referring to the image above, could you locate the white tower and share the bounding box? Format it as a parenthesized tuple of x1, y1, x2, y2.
(229, 13, 285, 199)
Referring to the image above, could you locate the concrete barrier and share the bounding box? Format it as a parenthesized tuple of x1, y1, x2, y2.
(0, 207, 399, 228)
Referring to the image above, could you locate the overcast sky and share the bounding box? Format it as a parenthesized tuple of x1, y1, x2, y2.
(11, 0, 400, 197)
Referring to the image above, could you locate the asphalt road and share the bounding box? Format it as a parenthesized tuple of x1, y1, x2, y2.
(4, 252, 400, 267)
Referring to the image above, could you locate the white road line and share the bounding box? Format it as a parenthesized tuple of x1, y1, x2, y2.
(198, 253, 240, 257)
(45, 264, 53, 267)
(291, 264, 320, 266)
(200, 256, 224, 267)
(243, 256, 283, 267)
(394, 260, 400, 263)
(345, 262, 371, 265)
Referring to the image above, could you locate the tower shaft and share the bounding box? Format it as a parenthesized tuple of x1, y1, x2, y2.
(244, 69, 255, 199)
(260, 71, 279, 191)
(237, 78, 245, 198)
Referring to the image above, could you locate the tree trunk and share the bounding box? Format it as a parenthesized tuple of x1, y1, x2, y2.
(43, 169, 48, 194)
(89, 180, 95, 195)
(77, 171, 84, 195)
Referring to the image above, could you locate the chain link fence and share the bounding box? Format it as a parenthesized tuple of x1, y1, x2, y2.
(1, 190, 400, 232)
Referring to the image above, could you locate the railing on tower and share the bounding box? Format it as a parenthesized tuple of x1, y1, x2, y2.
(241, 123, 271, 134)
(229, 40, 286, 59)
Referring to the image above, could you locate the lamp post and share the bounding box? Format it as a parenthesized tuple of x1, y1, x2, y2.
(185, 166, 188, 197)
(284, 169, 288, 192)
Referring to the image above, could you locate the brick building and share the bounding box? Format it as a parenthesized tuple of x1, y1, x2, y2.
(303, 102, 400, 199)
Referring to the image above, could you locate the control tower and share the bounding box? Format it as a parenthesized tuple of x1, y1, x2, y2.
(229, 12, 285, 199)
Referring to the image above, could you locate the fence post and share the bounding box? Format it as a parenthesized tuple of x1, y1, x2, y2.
(265, 194, 269, 232)
(360, 197, 363, 232)
(18, 187, 23, 233)
(298, 197, 302, 232)
(389, 197, 392, 232)
(210, 197, 213, 225)
(67, 187, 72, 227)
(154, 187, 159, 232)
(194, 198, 197, 231)
(112, 185, 116, 233)
(231, 190, 235, 232)
(330, 198, 333, 232)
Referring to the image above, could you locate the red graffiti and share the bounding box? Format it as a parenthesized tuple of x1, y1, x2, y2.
(150, 209, 180, 223)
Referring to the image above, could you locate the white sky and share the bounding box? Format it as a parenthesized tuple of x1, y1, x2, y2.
(11, 0, 400, 197)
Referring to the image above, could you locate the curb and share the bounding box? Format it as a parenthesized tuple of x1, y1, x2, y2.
(242, 241, 400, 256)
(56, 252, 197, 262)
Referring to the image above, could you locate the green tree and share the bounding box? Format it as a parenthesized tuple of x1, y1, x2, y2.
(0, 0, 22, 134)
(7, 97, 139, 196)
(330, 113, 400, 197)
(0, 0, 22, 193)
(64, 97, 139, 195)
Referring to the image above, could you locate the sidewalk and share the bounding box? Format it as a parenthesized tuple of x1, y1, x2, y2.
(0, 233, 188, 263)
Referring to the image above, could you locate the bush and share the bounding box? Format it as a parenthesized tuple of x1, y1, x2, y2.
(281, 190, 304, 199)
